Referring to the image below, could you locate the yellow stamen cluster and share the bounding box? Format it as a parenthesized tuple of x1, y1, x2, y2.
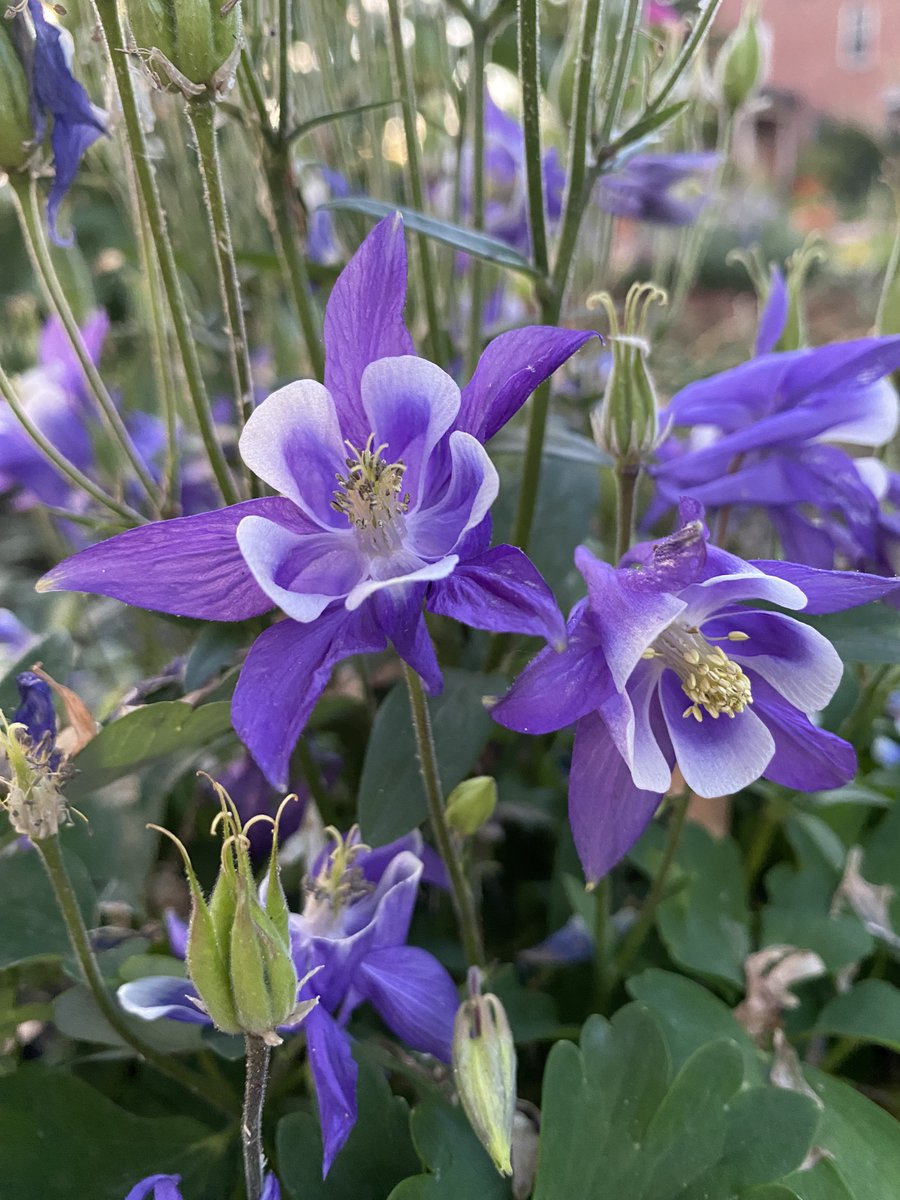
(644, 625, 752, 721)
(331, 434, 410, 553)
(304, 825, 373, 919)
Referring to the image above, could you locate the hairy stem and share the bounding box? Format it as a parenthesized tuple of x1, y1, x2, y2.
(242, 1034, 272, 1200)
(465, 26, 487, 378)
(614, 463, 640, 560)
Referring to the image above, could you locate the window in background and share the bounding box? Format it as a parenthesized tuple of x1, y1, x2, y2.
(837, 3, 879, 70)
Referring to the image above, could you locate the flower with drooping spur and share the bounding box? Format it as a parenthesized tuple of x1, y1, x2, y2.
(119, 827, 459, 1176)
(490, 500, 900, 885)
(38, 215, 590, 788)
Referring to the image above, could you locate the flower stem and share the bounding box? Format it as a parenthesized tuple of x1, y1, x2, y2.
(465, 26, 487, 379)
(615, 789, 690, 976)
(596, 0, 643, 148)
(402, 664, 485, 966)
(614, 463, 640, 560)
(35, 834, 236, 1116)
(11, 176, 160, 512)
(242, 1034, 272, 1200)
(518, 0, 549, 279)
(187, 98, 255, 446)
(91, 0, 238, 506)
(643, 0, 724, 118)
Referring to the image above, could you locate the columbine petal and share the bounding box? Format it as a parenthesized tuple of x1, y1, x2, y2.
(117, 976, 209, 1025)
(305, 1005, 358, 1178)
(569, 712, 664, 885)
(406, 432, 498, 560)
(344, 555, 459, 612)
(755, 266, 788, 356)
(124, 1175, 184, 1200)
(750, 560, 900, 613)
(36, 499, 296, 620)
(457, 326, 597, 442)
(372, 585, 442, 693)
(752, 678, 857, 790)
(238, 380, 346, 529)
(427, 544, 566, 646)
(261, 1174, 281, 1200)
(678, 570, 807, 623)
(232, 607, 386, 789)
(600, 665, 672, 793)
(659, 672, 775, 798)
(356, 945, 458, 1060)
(323, 214, 416, 446)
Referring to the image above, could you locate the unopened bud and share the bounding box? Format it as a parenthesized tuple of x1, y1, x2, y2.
(446, 776, 497, 836)
(589, 283, 666, 468)
(126, 0, 243, 97)
(716, 2, 767, 114)
(0, 17, 33, 170)
(453, 968, 516, 1176)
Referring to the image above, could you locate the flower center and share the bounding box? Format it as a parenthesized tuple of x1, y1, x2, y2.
(645, 623, 752, 721)
(331, 434, 410, 555)
(301, 825, 373, 930)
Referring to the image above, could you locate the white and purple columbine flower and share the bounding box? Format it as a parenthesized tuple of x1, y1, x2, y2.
(38, 215, 588, 787)
(119, 830, 458, 1177)
(651, 269, 900, 568)
(491, 500, 900, 885)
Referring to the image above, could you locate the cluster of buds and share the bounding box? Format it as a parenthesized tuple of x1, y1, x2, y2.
(125, 0, 243, 98)
(590, 282, 667, 471)
(156, 778, 317, 1044)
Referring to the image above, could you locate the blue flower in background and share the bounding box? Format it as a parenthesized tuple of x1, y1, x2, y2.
(0, 610, 36, 662)
(596, 151, 718, 226)
(124, 1172, 280, 1199)
(28, 0, 107, 245)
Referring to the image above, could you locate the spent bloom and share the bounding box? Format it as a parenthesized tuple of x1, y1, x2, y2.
(120, 828, 459, 1176)
(39, 215, 588, 787)
(491, 501, 899, 884)
(0, 671, 69, 841)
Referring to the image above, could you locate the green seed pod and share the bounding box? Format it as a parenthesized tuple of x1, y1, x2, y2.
(453, 969, 517, 1177)
(125, 0, 243, 95)
(446, 776, 498, 837)
(716, 2, 766, 115)
(0, 19, 34, 171)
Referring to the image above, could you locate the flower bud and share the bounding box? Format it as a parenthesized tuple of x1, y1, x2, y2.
(0, 18, 34, 171)
(446, 776, 497, 836)
(125, 0, 243, 97)
(452, 968, 517, 1176)
(715, 3, 767, 114)
(589, 283, 666, 469)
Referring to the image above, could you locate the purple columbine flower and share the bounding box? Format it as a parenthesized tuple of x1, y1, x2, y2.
(124, 1173, 280, 1200)
(596, 151, 719, 226)
(119, 830, 458, 1177)
(27, 0, 107, 245)
(651, 273, 900, 568)
(491, 500, 900, 884)
(39, 215, 589, 787)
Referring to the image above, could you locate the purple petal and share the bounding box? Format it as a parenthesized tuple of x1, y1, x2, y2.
(372, 584, 442, 693)
(37, 499, 295, 620)
(356, 945, 458, 1060)
(427, 544, 566, 646)
(232, 608, 386, 789)
(124, 1175, 184, 1200)
(345, 554, 459, 612)
(753, 677, 857, 791)
(261, 1174, 281, 1200)
(13, 672, 57, 749)
(601, 664, 672, 792)
(323, 215, 416, 446)
(678, 570, 807, 623)
(569, 712, 664, 885)
(406, 432, 498, 560)
(164, 910, 188, 961)
(117, 976, 209, 1025)
(458, 327, 597, 442)
(658, 672, 775, 798)
(360, 356, 460, 507)
(238, 381, 345, 529)
(755, 266, 788, 356)
(750, 560, 900, 613)
(518, 915, 594, 967)
(305, 1005, 358, 1178)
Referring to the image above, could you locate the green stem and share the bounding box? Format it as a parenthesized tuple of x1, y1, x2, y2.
(386, 0, 443, 361)
(402, 664, 485, 966)
(743, 800, 779, 890)
(0, 361, 142, 524)
(517, 0, 549, 278)
(278, 0, 291, 139)
(465, 26, 487, 379)
(615, 790, 690, 975)
(644, 0, 724, 118)
(188, 99, 255, 446)
(875, 179, 900, 336)
(36, 834, 235, 1116)
(597, 0, 644, 147)
(592, 874, 612, 1012)
(12, 176, 160, 511)
(670, 114, 733, 315)
(91, 0, 238, 506)
(242, 1034, 272, 1200)
(614, 463, 639, 560)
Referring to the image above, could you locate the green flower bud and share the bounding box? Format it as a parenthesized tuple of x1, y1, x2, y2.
(716, 3, 767, 114)
(590, 283, 667, 469)
(0, 19, 33, 171)
(446, 776, 498, 836)
(453, 968, 517, 1177)
(0, 712, 69, 842)
(126, 0, 243, 96)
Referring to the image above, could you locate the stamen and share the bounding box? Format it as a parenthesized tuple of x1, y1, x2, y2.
(650, 623, 752, 720)
(331, 434, 410, 554)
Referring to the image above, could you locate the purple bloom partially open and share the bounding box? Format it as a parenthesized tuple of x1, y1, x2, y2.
(492, 501, 898, 884)
(596, 152, 718, 226)
(118, 831, 457, 1178)
(40, 216, 589, 786)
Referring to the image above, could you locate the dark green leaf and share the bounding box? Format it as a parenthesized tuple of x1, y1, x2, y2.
(804, 605, 900, 664)
(183, 625, 247, 692)
(805, 1067, 900, 1198)
(814, 979, 900, 1053)
(604, 101, 692, 165)
(388, 1099, 511, 1200)
(0, 846, 94, 969)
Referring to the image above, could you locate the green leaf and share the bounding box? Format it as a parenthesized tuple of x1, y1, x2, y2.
(358, 669, 504, 845)
(604, 100, 692, 164)
(388, 1099, 511, 1200)
(804, 605, 900, 664)
(761, 1159, 854, 1200)
(813, 979, 900, 1052)
(288, 97, 400, 143)
(805, 1067, 900, 1198)
(0, 1064, 229, 1199)
(278, 1051, 419, 1199)
(761, 864, 873, 974)
(488, 963, 561, 1043)
(183, 625, 247, 692)
(66, 700, 233, 798)
(324, 197, 538, 275)
(0, 630, 73, 712)
(0, 846, 94, 969)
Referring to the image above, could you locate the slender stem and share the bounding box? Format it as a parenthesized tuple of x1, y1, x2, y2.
(0, 361, 142, 524)
(11, 176, 160, 511)
(875, 179, 900, 336)
(402, 664, 485, 966)
(278, 0, 291, 140)
(188, 99, 255, 445)
(670, 114, 733, 315)
(596, 0, 643, 148)
(517, 0, 549, 278)
(614, 463, 639, 560)
(242, 1034, 272, 1200)
(509, 377, 552, 554)
(386, 0, 443, 361)
(644, 0, 724, 118)
(91, 0, 238, 506)
(36, 834, 235, 1115)
(465, 27, 487, 379)
(743, 800, 779, 889)
(615, 790, 690, 975)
